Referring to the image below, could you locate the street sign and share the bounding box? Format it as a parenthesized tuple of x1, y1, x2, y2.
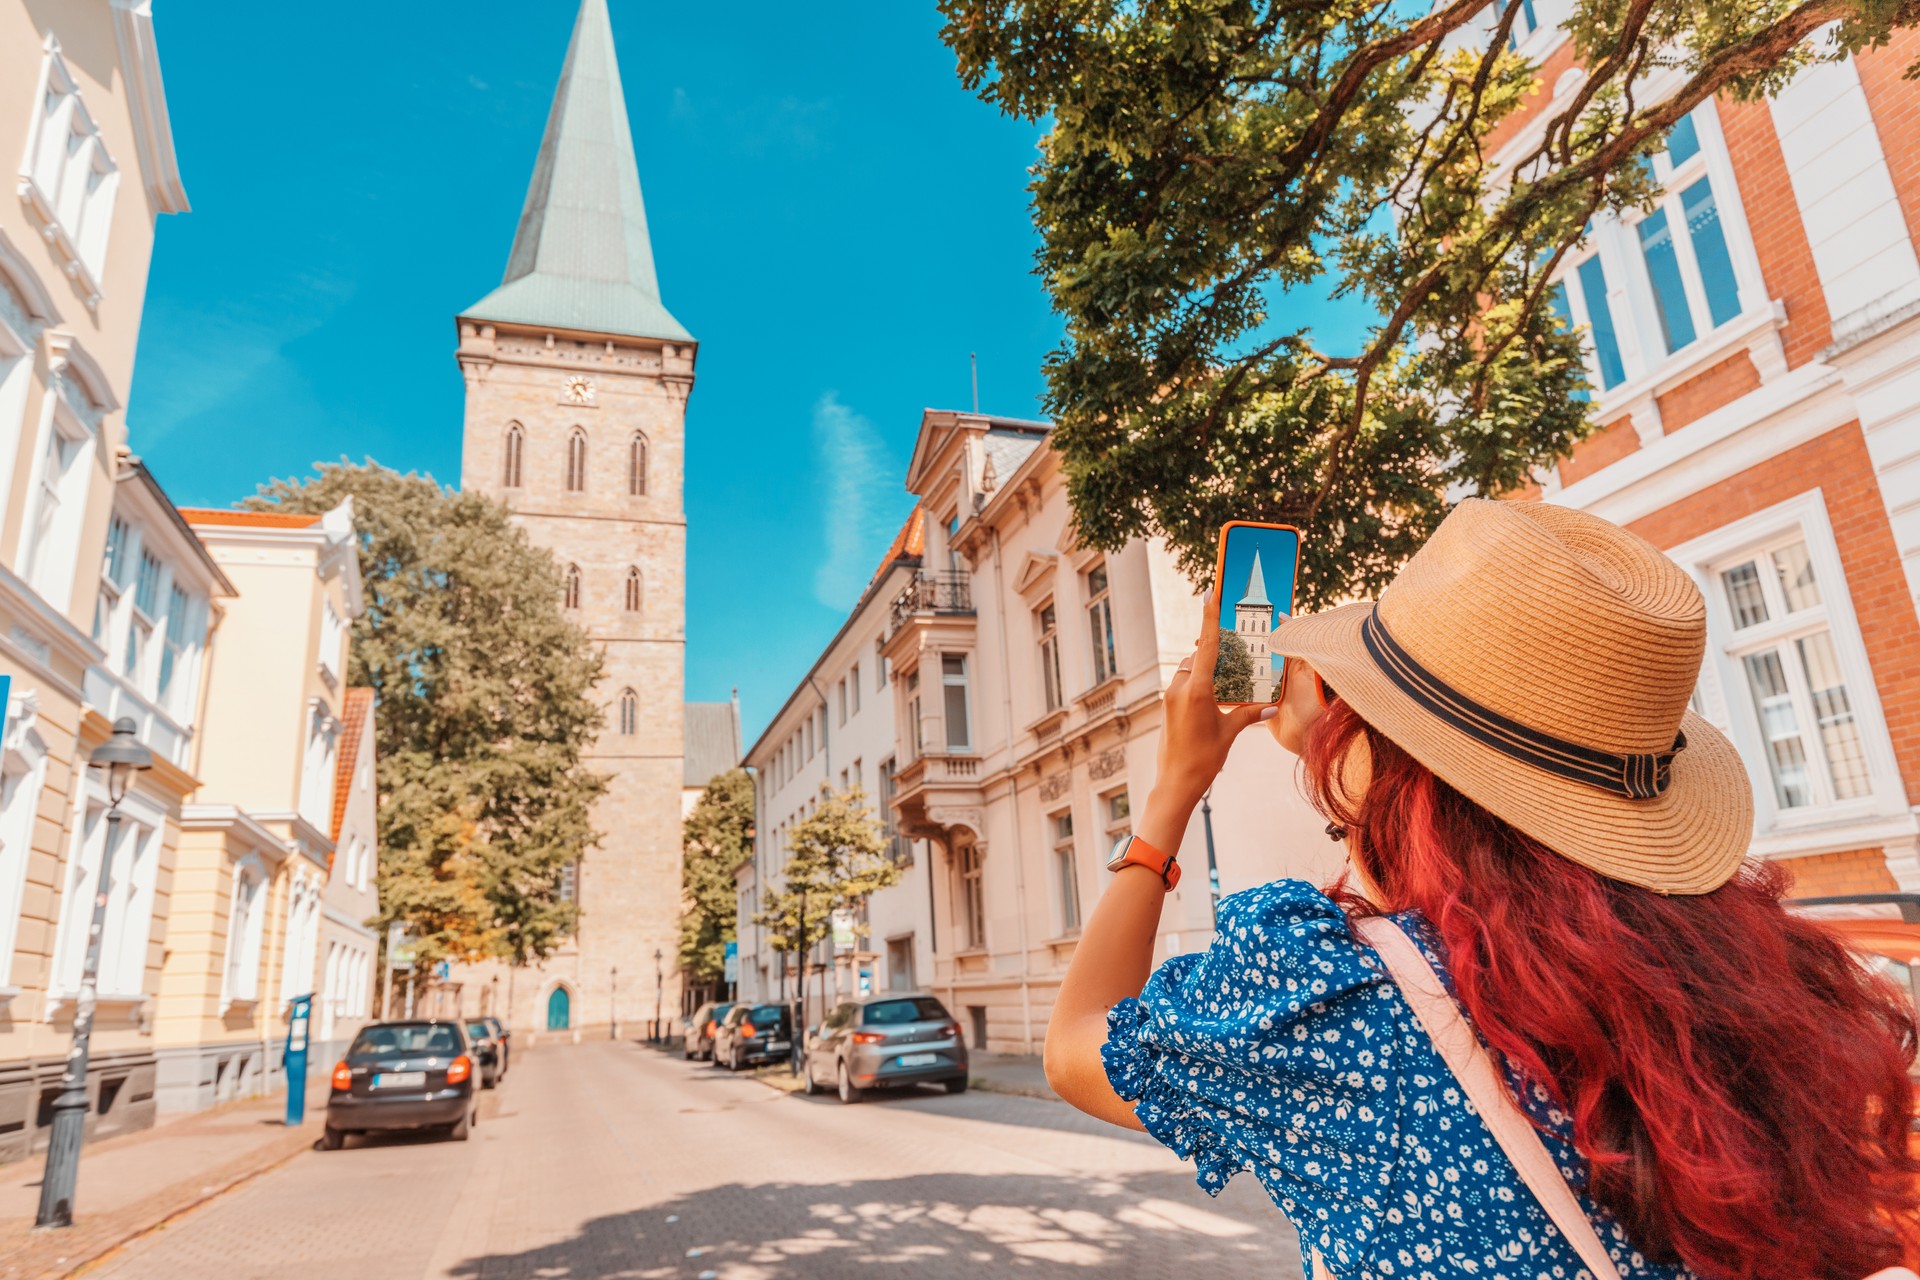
(0, 675, 10, 746)
(434, 960, 450, 980)
(831, 909, 855, 953)
(388, 921, 416, 970)
(723, 940, 738, 983)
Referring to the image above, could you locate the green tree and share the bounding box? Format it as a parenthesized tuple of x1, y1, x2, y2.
(754, 785, 899, 1012)
(941, 0, 1920, 608)
(245, 462, 607, 967)
(1213, 628, 1255, 702)
(681, 768, 753, 991)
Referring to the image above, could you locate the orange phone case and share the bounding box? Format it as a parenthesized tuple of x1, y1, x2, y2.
(1210, 520, 1302, 708)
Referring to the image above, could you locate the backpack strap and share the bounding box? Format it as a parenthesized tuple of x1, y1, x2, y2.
(1352, 914, 1626, 1280)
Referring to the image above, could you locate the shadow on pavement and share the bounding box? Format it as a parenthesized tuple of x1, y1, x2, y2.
(440, 1170, 1305, 1280)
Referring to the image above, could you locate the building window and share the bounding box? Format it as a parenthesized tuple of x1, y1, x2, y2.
(1493, 0, 1539, 48)
(159, 584, 202, 711)
(877, 758, 905, 863)
(806, 714, 815, 760)
(54, 800, 158, 997)
(1550, 246, 1627, 393)
(0, 716, 47, 988)
(95, 516, 130, 643)
(503, 423, 524, 488)
(565, 428, 587, 493)
(628, 433, 647, 496)
(958, 838, 985, 950)
(319, 597, 345, 685)
(559, 859, 578, 903)
(619, 688, 638, 736)
(1633, 112, 1743, 358)
(23, 410, 92, 605)
(907, 671, 923, 760)
(1713, 538, 1870, 811)
(225, 861, 264, 1003)
(562, 563, 581, 610)
(624, 566, 642, 613)
(942, 655, 972, 752)
(837, 678, 848, 726)
(1052, 810, 1081, 933)
(875, 640, 888, 690)
(1103, 789, 1132, 838)
(22, 44, 118, 294)
(299, 703, 339, 832)
(1037, 601, 1064, 712)
(1086, 564, 1118, 685)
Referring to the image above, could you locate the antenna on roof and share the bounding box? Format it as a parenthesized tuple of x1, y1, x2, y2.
(970, 352, 980, 415)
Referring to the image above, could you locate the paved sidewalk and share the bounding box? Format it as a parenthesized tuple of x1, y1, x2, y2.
(0, 1077, 331, 1280)
(969, 1051, 1058, 1100)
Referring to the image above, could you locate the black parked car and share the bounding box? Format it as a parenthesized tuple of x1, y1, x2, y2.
(712, 1002, 793, 1070)
(464, 1020, 503, 1088)
(481, 1015, 511, 1077)
(683, 1000, 736, 1060)
(324, 1020, 478, 1149)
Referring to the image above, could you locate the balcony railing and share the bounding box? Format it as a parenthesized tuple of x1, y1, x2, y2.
(889, 572, 973, 627)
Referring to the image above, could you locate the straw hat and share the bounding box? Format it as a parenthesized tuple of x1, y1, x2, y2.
(1272, 499, 1752, 895)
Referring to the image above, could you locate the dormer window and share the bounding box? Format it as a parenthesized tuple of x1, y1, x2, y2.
(21, 41, 118, 303)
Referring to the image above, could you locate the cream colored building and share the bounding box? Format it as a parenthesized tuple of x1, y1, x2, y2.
(314, 684, 378, 1065)
(157, 503, 364, 1113)
(883, 412, 1339, 1054)
(0, 0, 192, 1161)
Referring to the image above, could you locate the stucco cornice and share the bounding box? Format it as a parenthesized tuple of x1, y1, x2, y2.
(180, 804, 291, 860)
(0, 559, 106, 672)
(109, 0, 190, 215)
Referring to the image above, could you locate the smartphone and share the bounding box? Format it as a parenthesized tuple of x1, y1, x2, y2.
(1210, 521, 1301, 706)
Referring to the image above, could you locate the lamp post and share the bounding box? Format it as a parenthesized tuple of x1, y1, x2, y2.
(651, 948, 662, 1044)
(610, 966, 619, 1041)
(37, 718, 152, 1229)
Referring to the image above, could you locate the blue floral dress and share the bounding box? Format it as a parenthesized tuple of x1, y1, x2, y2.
(1102, 879, 1693, 1280)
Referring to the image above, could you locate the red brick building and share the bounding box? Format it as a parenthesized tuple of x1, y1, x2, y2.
(1488, 5, 1920, 895)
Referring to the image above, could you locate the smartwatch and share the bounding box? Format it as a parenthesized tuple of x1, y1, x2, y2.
(1105, 834, 1180, 891)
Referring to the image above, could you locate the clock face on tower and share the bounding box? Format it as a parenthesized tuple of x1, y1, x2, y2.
(563, 375, 595, 406)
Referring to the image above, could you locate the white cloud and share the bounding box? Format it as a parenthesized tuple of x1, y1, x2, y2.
(810, 391, 901, 611)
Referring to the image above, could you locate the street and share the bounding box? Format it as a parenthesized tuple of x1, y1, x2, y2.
(83, 1041, 1307, 1280)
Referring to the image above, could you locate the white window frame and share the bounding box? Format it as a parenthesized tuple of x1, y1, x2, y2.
(941, 654, 973, 753)
(0, 699, 48, 989)
(319, 598, 345, 686)
(0, 294, 35, 530)
(281, 874, 320, 1004)
(1085, 563, 1119, 686)
(19, 391, 96, 612)
(298, 700, 339, 833)
(1036, 600, 1064, 712)
(50, 786, 163, 1002)
(19, 39, 119, 304)
(223, 855, 266, 1008)
(1669, 490, 1907, 853)
(957, 838, 985, 951)
(1050, 809, 1081, 934)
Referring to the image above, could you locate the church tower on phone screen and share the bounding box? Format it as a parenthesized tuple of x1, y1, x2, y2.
(451, 0, 693, 1035)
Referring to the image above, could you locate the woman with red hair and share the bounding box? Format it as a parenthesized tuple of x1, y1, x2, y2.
(1046, 499, 1919, 1278)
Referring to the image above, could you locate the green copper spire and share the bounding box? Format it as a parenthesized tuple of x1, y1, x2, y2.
(462, 0, 692, 343)
(1238, 549, 1270, 609)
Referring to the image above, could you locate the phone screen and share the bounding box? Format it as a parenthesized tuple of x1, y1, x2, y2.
(1211, 523, 1300, 705)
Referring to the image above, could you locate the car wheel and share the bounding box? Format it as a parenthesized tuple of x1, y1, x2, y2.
(448, 1108, 471, 1142)
(802, 1057, 824, 1096)
(482, 1069, 497, 1090)
(943, 1077, 969, 1095)
(732, 1047, 745, 1072)
(837, 1060, 863, 1105)
(320, 1125, 346, 1151)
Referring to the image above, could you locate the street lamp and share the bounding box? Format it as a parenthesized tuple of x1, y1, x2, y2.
(652, 948, 663, 1044)
(610, 965, 619, 1041)
(37, 718, 152, 1228)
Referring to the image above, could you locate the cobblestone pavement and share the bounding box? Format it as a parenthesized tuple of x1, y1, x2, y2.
(84, 1040, 1307, 1280)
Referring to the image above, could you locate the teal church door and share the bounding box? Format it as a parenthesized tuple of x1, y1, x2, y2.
(546, 986, 571, 1030)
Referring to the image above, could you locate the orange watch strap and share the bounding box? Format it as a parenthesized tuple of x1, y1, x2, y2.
(1112, 835, 1180, 891)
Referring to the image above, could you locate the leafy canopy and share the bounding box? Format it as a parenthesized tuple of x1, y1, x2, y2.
(247, 462, 607, 967)
(941, 0, 1920, 607)
(754, 784, 900, 1001)
(1213, 628, 1255, 701)
(681, 768, 753, 988)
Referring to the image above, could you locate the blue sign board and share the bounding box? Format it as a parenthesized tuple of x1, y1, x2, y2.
(283, 993, 313, 1127)
(0, 675, 10, 744)
(723, 939, 738, 983)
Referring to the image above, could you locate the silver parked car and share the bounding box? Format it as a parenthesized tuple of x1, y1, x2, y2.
(803, 992, 968, 1103)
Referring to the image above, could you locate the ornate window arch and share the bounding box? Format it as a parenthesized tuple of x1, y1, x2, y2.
(624, 566, 642, 613)
(565, 428, 587, 493)
(562, 563, 581, 611)
(502, 422, 524, 488)
(618, 688, 638, 736)
(628, 432, 647, 497)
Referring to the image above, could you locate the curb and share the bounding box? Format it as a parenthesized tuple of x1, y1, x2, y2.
(0, 1127, 318, 1280)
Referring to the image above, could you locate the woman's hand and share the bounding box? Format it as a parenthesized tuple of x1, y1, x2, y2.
(1267, 650, 1330, 757)
(1154, 591, 1283, 807)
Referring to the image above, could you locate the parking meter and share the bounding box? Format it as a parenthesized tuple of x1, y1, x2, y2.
(284, 993, 313, 1126)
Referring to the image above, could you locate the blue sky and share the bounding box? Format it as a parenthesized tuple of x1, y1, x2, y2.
(130, 1, 1057, 741)
(131, 2, 1371, 744)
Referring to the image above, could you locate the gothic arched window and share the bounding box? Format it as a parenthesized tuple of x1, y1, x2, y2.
(618, 688, 638, 736)
(565, 428, 587, 493)
(624, 567, 642, 613)
(562, 563, 581, 610)
(503, 423, 524, 488)
(628, 433, 648, 497)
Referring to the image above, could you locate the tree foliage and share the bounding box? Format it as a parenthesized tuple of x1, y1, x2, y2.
(941, 0, 1920, 608)
(753, 785, 899, 1001)
(246, 462, 607, 967)
(1213, 628, 1255, 701)
(681, 768, 753, 989)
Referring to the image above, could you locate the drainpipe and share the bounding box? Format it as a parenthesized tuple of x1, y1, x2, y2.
(990, 528, 1035, 1055)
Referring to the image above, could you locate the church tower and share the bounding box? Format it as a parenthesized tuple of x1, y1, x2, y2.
(1236, 551, 1275, 702)
(453, 0, 691, 1036)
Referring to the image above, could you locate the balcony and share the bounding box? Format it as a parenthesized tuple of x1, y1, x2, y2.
(889, 752, 985, 843)
(889, 572, 973, 628)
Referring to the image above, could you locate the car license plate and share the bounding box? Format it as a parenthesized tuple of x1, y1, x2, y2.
(768, 1041, 789, 1053)
(897, 1053, 937, 1068)
(372, 1071, 425, 1089)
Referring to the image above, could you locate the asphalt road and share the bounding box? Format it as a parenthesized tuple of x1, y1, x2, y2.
(83, 1039, 1307, 1279)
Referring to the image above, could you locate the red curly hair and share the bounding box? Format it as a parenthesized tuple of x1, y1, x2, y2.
(1301, 698, 1920, 1278)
